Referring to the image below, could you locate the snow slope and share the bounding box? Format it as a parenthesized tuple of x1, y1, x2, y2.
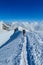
(0, 22, 43, 65)
(20, 36, 28, 65)
(0, 30, 23, 65)
(0, 30, 14, 47)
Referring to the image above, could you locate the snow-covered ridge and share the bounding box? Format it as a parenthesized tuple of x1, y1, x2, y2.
(10, 21, 43, 32)
(0, 21, 43, 47)
(0, 21, 43, 31)
(0, 21, 43, 65)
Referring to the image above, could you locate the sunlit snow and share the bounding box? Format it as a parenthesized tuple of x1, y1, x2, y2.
(0, 21, 43, 65)
(0, 30, 14, 47)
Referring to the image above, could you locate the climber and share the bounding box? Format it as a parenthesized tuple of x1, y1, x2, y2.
(14, 27, 18, 32)
(23, 29, 26, 36)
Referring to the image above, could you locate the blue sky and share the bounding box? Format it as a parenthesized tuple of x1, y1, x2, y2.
(0, 0, 43, 22)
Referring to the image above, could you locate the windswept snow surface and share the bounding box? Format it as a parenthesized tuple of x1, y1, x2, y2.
(20, 36, 28, 65)
(0, 22, 43, 65)
(0, 30, 14, 47)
